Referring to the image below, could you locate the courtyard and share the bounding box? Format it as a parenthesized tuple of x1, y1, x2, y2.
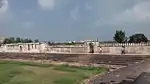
(0, 60, 106, 84)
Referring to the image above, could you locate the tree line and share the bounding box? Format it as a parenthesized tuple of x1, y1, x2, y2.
(113, 30, 148, 43)
(47, 41, 76, 46)
(3, 37, 39, 44)
(2, 30, 148, 44)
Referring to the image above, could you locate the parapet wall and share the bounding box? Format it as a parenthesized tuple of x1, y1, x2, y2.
(100, 46, 150, 54)
(45, 43, 150, 55)
(0, 42, 150, 55)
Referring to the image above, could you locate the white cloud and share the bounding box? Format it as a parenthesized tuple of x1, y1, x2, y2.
(38, 0, 55, 10)
(0, 0, 11, 23)
(110, 1, 150, 25)
(0, 0, 9, 13)
(70, 7, 79, 20)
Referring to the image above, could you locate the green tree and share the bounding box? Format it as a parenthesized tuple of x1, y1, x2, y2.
(47, 41, 55, 45)
(3, 37, 35, 44)
(28, 39, 33, 43)
(15, 37, 21, 43)
(23, 38, 33, 43)
(34, 39, 39, 43)
(113, 30, 126, 43)
(20, 38, 24, 43)
(3, 38, 10, 44)
(128, 33, 148, 43)
(3, 37, 15, 44)
(9, 37, 15, 43)
(47, 41, 51, 45)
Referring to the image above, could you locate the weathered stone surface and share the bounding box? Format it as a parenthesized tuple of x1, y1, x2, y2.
(88, 59, 150, 84)
(0, 53, 149, 66)
(133, 72, 150, 84)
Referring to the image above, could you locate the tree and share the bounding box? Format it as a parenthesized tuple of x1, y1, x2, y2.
(28, 39, 33, 43)
(113, 30, 126, 43)
(47, 41, 55, 45)
(3, 38, 11, 44)
(34, 39, 39, 43)
(16, 37, 21, 43)
(23, 38, 33, 43)
(47, 41, 51, 45)
(20, 38, 24, 43)
(9, 37, 15, 43)
(128, 33, 148, 43)
(3, 37, 35, 44)
(3, 37, 15, 44)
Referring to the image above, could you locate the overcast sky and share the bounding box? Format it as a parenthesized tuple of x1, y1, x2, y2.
(0, 0, 150, 41)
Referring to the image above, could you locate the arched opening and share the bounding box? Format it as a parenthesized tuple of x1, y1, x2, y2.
(28, 44, 30, 50)
(20, 46, 22, 51)
(89, 43, 94, 53)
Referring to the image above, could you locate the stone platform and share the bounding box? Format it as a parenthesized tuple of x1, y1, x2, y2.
(133, 72, 150, 84)
(0, 53, 150, 66)
(87, 59, 150, 84)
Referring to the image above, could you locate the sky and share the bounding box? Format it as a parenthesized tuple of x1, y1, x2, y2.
(0, 0, 150, 42)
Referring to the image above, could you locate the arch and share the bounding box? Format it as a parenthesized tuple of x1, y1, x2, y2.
(89, 42, 94, 53)
(28, 44, 30, 50)
(19, 46, 22, 51)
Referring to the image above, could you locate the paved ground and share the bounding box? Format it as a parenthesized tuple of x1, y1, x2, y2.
(88, 59, 150, 84)
(133, 72, 150, 84)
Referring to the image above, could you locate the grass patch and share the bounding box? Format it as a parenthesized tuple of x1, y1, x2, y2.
(0, 60, 52, 67)
(0, 60, 107, 84)
(54, 77, 77, 84)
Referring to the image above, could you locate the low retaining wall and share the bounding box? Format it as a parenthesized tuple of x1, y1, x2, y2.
(0, 53, 150, 66)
